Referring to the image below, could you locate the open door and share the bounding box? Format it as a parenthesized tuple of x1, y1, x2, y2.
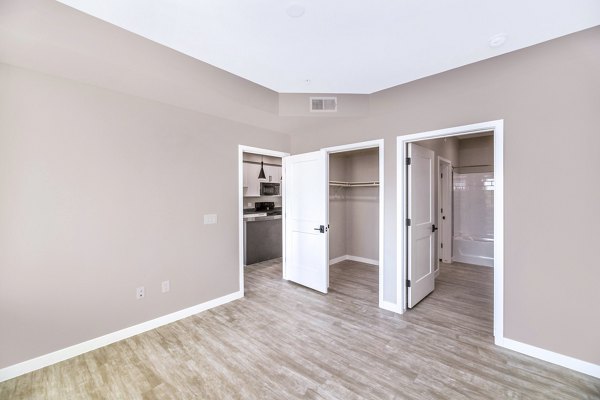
(284, 151, 329, 293)
(407, 143, 436, 308)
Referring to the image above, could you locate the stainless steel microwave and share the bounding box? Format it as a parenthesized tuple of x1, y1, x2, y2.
(260, 182, 280, 196)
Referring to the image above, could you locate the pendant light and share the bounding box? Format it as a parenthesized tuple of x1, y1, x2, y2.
(258, 156, 266, 180)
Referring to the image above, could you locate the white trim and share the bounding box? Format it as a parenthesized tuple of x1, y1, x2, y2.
(238, 146, 290, 292)
(321, 140, 386, 311)
(347, 255, 379, 265)
(396, 120, 504, 344)
(329, 255, 379, 266)
(0, 290, 243, 383)
(380, 300, 403, 313)
(437, 156, 452, 269)
(329, 255, 348, 265)
(497, 338, 600, 379)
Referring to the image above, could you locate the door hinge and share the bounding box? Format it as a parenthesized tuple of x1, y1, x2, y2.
(441, 208, 443, 213)
(406, 218, 411, 226)
(441, 172, 443, 178)
(406, 279, 411, 288)
(406, 157, 411, 166)
(441, 243, 443, 249)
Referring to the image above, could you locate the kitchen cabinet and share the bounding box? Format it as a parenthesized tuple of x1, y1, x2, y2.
(264, 165, 282, 183)
(245, 218, 282, 265)
(244, 162, 262, 197)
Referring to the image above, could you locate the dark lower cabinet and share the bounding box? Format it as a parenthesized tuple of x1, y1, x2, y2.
(245, 219, 282, 265)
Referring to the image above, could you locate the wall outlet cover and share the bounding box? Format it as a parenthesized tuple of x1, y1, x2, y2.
(203, 214, 218, 224)
(161, 280, 170, 293)
(136, 286, 145, 299)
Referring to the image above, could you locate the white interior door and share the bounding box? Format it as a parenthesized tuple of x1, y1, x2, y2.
(407, 143, 436, 308)
(284, 151, 329, 293)
(439, 160, 452, 263)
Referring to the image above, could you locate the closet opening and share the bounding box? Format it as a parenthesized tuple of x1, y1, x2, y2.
(326, 143, 383, 307)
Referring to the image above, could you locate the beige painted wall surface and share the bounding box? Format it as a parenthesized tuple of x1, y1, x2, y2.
(291, 27, 600, 364)
(329, 155, 348, 260)
(0, 64, 289, 369)
(0, 0, 283, 134)
(458, 135, 494, 173)
(345, 150, 379, 261)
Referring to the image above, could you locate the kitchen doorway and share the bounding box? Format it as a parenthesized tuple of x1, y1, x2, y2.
(238, 146, 289, 295)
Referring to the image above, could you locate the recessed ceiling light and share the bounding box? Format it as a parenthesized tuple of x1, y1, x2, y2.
(286, 3, 305, 18)
(489, 33, 508, 48)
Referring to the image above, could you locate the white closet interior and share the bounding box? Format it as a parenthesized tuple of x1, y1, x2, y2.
(328, 148, 379, 265)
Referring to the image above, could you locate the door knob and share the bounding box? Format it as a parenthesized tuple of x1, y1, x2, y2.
(432, 224, 438, 232)
(314, 225, 325, 233)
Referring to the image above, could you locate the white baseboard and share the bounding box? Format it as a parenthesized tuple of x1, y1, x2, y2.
(347, 255, 379, 265)
(380, 300, 403, 314)
(0, 290, 244, 383)
(329, 255, 348, 265)
(330, 255, 379, 266)
(496, 337, 600, 379)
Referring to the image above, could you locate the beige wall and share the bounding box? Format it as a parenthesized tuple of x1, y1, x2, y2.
(292, 27, 600, 364)
(457, 135, 494, 173)
(0, 64, 289, 369)
(329, 150, 379, 262)
(328, 155, 348, 260)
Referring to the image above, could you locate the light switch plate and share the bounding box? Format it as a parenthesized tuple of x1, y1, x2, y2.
(204, 214, 218, 224)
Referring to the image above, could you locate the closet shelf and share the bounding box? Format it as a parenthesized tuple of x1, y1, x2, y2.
(329, 180, 379, 187)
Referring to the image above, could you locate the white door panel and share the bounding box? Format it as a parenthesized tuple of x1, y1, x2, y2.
(284, 151, 328, 293)
(408, 143, 436, 308)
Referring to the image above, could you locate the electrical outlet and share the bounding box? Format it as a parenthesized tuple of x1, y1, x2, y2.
(136, 286, 145, 299)
(161, 280, 170, 293)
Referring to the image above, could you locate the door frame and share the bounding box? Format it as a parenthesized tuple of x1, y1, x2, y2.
(238, 145, 290, 295)
(437, 156, 453, 269)
(321, 139, 386, 309)
(396, 120, 504, 341)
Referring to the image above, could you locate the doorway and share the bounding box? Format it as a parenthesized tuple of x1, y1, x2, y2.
(328, 147, 381, 306)
(238, 145, 289, 295)
(397, 120, 504, 341)
(281, 140, 386, 309)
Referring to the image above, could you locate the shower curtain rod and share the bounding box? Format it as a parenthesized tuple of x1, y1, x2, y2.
(453, 164, 493, 168)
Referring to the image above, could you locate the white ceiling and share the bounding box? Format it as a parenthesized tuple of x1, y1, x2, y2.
(56, 0, 600, 94)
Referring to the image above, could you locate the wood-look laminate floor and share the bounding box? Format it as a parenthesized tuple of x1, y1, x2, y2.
(1, 260, 599, 399)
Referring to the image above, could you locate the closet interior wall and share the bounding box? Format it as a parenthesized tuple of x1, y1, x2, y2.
(329, 149, 379, 264)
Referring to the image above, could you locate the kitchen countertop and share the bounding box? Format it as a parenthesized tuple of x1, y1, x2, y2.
(243, 214, 282, 222)
(243, 207, 281, 222)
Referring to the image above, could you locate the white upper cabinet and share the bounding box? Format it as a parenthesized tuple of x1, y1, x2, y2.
(263, 165, 282, 183)
(244, 162, 262, 197)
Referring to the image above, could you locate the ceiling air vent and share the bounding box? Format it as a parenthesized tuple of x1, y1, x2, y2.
(310, 97, 337, 112)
